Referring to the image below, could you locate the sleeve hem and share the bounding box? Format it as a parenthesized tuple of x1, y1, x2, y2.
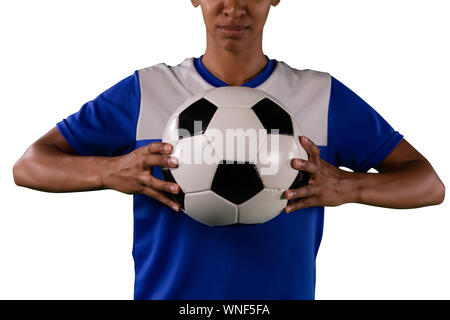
(56, 121, 90, 156)
(358, 131, 404, 172)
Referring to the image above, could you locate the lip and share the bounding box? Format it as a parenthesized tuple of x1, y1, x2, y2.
(218, 26, 249, 36)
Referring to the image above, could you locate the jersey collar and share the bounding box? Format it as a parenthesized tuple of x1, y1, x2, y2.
(193, 55, 276, 88)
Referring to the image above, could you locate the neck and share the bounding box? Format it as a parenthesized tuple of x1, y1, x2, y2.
(201, 44, 268, 86)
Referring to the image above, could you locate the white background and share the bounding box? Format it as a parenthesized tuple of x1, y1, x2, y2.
(1, 0, 449, 299)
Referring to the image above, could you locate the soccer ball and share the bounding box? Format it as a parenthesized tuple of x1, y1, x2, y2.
(161, 86, 309, 227)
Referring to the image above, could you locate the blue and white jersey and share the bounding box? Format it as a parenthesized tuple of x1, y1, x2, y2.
(56, 56, 403, 299)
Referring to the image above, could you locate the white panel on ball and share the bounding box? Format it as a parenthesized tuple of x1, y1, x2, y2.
(292, 120, 309, 161)
(170, 134, 219, 193)
(185, 190, 238, 226)
(255, 134, 306, 189)
(204, 108, 267, 163)
(238, 189, 286, 224)
(203, 86, 265, 109)
(162, 115, 179, 148)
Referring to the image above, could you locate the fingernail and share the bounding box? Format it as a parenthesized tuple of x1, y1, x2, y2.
(285, 206, 292, 214)
(302, 136, 309, 144)
(168, 157, 178, 166)
(171, 204, 179, 212)
(286, 190, 293, 199)
(164, 144, 172, 153)
(295, 159, 303, 168)
(170, 185, 178, 193)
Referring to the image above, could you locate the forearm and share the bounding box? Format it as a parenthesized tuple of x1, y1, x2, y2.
(342, 160, 445, 209)
(13, 143, 114, 193)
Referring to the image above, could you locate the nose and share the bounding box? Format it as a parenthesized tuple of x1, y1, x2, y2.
(223, 0, 247, 18)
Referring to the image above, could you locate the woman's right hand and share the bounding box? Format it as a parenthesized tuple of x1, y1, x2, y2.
(104, 142, 181, 212)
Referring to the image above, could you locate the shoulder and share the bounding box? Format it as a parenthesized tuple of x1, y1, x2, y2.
(136, 61, 172, 83)
(138, 61, 170, 74)
(276, 60, 331, 83)
(136, 57, 194, 87)
(270, 61, 333, 111)
(137, 57, 193, 75)
(273, 61, 332, 98)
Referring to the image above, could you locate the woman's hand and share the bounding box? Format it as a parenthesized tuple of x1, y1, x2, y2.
(284, 136, 355, 213)
(104, 142, 181, 212)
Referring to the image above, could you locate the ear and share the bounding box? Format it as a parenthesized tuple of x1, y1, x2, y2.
(191, 0, 200, 8)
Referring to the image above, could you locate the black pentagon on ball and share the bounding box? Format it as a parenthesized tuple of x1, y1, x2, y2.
(178, 98, 218, 139)
(211, 162, 264, 205)
(162, 169, 185, 210)
(251, 98, 293, 135)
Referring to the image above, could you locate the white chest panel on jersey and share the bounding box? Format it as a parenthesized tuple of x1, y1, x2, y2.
(136, 58, 331, 148)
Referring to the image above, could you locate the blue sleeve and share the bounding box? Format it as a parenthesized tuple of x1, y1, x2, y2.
(56, 71, 141, 156)
(327, 76, 404, 172)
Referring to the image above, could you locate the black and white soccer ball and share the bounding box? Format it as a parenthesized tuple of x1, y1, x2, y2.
(162, 86, 309, 227)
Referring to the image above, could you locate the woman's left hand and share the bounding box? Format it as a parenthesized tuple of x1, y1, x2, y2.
(284, 136, 356, 213)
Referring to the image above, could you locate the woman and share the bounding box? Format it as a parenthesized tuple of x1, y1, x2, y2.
(13, 0, 444, 300)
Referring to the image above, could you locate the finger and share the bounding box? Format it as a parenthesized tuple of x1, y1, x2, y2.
(291, 158, 317, 175)
(145, 174, 180, 195)
(144, 154, 179, 169)
(146, 142, 174, 155)
(284, 185, 313, 200)
(299, 136, 320, 164)
(139, 186, 180, 212)
(284, 196, 318, 213)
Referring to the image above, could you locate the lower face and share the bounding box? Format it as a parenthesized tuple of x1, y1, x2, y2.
(200, 1, 271, 52)
(212, 24, 261, 52)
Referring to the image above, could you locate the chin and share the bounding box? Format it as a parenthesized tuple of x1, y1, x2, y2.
(221, 42, 246, 53)
(219, 35, 247, 45)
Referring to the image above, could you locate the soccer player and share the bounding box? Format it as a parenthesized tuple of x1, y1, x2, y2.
(13, 0, 445, 299)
